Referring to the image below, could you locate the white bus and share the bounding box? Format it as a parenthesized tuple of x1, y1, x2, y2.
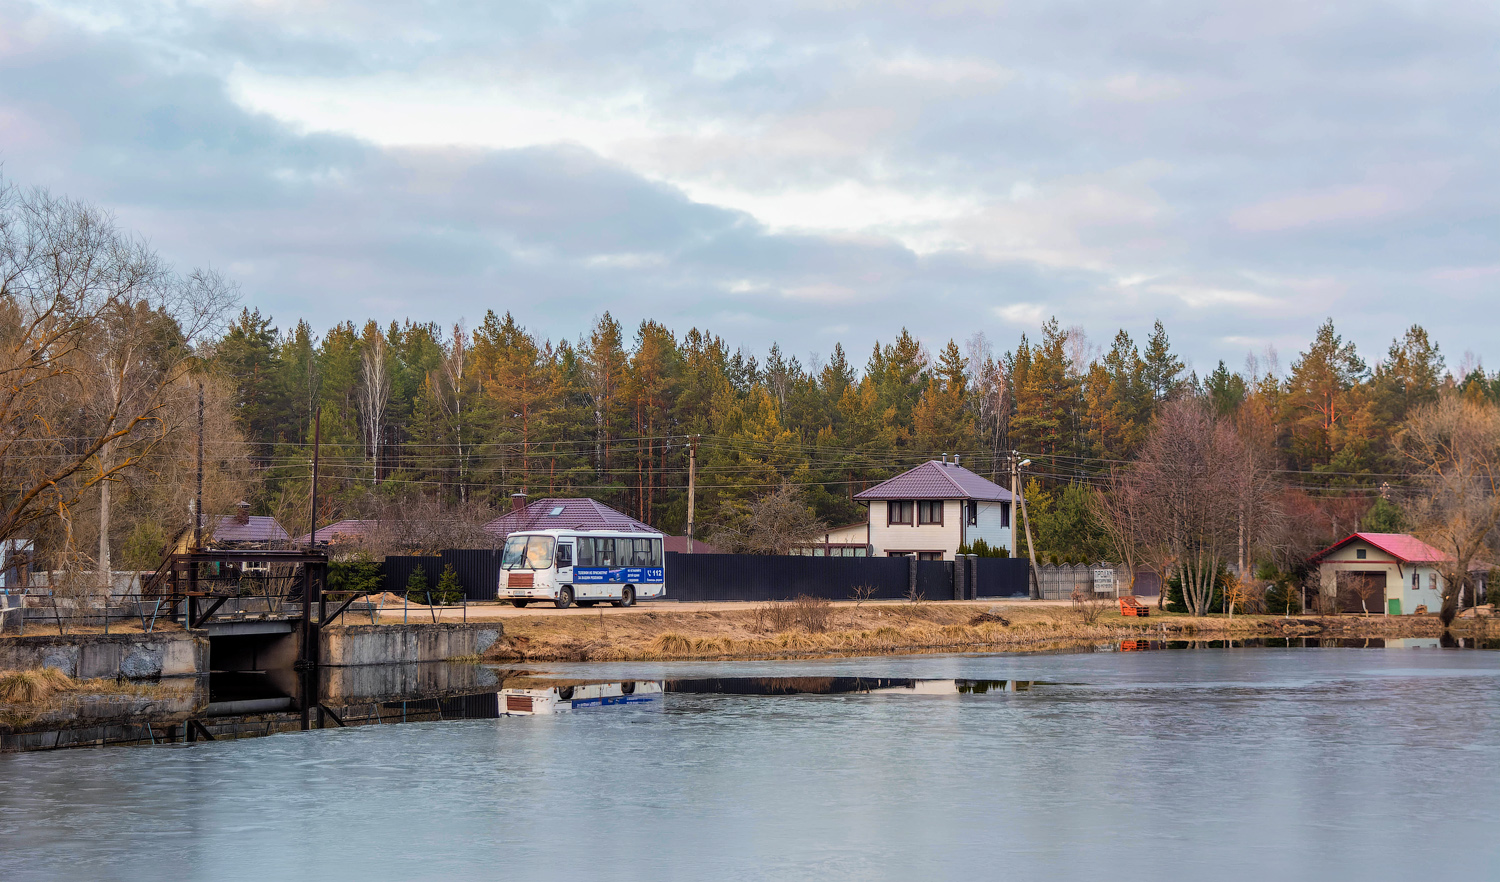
(497, 529, 666, 608)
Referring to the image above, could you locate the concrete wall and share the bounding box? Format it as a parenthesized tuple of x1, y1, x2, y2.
(319, 623, 501, 667)
(0, 632, 207, 679)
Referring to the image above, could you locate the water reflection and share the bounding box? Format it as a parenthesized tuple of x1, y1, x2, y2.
(1114, 636, 1500, 651)
(658, 676, 1033, 695)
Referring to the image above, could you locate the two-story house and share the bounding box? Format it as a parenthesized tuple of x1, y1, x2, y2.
(852, 460, 1018, 560)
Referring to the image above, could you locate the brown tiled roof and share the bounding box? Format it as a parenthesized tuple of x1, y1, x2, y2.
(484, 498, 657, 536)
(292, 519, 379, 546)
(208, 515, 290, 543)
(663, 535, 722, 555)
(853, 461, 1016, 502)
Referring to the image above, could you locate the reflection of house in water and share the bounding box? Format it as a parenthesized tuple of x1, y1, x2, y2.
(1309, 532, 1490, 615)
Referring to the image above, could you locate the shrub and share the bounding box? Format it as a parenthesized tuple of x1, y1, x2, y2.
(1070, 588, 1110, 625)
(329, 553, 384, 597)
(433, 564, 464, 605)
(404, 566, 430, 603)
(957, 539, 1010, 558)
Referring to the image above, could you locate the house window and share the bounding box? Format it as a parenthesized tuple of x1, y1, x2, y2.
(1428, 574, 1438, 592)
(918, 501, 943, 525)
(918, 551, 943, 561)
(1356, 548, 1366, 560)
(1412, 572, 1419, 590)
(887, 501, 912, 525)
(966, 501, 978, 526)
(1000, 502, 1011, 528)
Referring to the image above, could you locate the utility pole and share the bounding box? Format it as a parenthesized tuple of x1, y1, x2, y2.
(309, 407, 322, 548)
(1012, 451, 1041, 600)
(686, 435, 699, 553)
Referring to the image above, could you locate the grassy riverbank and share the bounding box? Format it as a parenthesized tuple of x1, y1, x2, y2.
(479, 599, 1493, 662)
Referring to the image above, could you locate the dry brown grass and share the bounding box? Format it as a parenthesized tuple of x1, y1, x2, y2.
(472, 600, 1477, 663)
(1071, 589, 1112, 625)
(0, 667, 74, 702)
(752, 595, 835, 634)
(0, 668, 191, 707)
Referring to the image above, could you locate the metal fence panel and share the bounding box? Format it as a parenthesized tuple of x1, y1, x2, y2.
(665, 553, 912, 602)
(441, 549, 503, 601)
(975, 558, 1031, 598)
(914, 560, 951, 601)
(382, 556, 442, 596)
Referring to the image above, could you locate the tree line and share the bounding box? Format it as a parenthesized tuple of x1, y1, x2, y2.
(5, 179, 1499, 604)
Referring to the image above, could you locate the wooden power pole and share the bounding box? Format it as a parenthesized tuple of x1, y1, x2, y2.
(686, 435, 699, 553)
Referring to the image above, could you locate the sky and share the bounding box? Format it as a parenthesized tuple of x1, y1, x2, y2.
(2, 0, 1497, 376)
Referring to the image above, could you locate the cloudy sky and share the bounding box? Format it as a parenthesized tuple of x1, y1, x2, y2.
(3, 0, 1497, 374)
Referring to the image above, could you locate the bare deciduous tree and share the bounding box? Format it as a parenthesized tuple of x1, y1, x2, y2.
(1399, 395, 1500, 626)
(1129, 398, 1268, 616)
(0, 180, 235, 552)
(709, 481, 827, 555)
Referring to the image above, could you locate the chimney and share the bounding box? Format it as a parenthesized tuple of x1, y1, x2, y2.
(511, 491, 527, 514)
(954, 454, 961, 468)
(942, 453, 948, 464)
(234, 501, 251, 525)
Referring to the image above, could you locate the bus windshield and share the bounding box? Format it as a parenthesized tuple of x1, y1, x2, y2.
(501, 536, 556, 570)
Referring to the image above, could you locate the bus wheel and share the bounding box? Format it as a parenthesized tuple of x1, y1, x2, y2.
(616, 585, 635, 608)
(555, 587, 574, 609)
(510, 600, 529, 608)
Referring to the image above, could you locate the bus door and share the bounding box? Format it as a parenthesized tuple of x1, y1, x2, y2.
(554, 540, 574, 592)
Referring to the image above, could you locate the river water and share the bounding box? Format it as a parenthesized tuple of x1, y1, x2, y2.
(2, 646, 1498, 881)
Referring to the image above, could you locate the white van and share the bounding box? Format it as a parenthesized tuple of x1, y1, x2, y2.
(497, 529, 666, 608)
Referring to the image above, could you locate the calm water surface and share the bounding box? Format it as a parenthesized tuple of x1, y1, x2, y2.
(2, 647, 1498, 881)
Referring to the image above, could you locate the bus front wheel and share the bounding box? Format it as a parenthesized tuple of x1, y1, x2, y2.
(554, 587, 574, 609)
(510, 600, 529, 608)
(615, 585, 635, 608)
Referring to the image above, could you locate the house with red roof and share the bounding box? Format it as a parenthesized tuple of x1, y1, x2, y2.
(852, 459, 1017, 560)
(1308, 532, 1489, 615)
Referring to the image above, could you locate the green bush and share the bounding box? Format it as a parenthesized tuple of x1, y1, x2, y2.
(404, 566, 430, 603)
(433, 564, 464, 605)
(957, 538, 1010, 558)
(328, 554, 384, 596)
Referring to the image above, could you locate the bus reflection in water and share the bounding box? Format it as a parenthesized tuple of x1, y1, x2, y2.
(500, 682, 665, 715)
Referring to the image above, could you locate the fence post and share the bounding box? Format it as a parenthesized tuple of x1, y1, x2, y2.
(908, 556, 918, 599)
(967, 555, 978, 601)
(951, 559, 963, 601)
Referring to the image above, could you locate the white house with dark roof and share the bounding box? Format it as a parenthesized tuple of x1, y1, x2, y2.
(852, 460, 1018, 560)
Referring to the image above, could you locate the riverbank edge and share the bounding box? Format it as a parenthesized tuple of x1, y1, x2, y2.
(479, 602, 1494, 662)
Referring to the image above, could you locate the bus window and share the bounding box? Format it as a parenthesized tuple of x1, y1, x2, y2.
(650, 538, 663, 567)
(596, 538, 616, 566)
(503, 536, 556, 570)
(555, 543, 572, 568)
(633, 538, 653, 566)
(576, 539, 594, 567)
(525, 537, 555, 569)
